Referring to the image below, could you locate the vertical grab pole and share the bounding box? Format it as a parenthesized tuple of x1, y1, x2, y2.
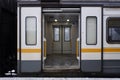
(76, 40, 78, 58)
(76, 38, 80, 59)
(44, 38, 47, 59)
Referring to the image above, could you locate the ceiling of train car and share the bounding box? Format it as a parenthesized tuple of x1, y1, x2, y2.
(43, 8, 80, 13)
(45, 13, 78, 23)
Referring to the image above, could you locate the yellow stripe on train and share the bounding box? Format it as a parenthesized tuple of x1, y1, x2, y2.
(104, 48, 120, 52)
(81, 48, 101, 53)
(17, 49, 41, 53)
(81, 48, 120, 53)
(17, 48, 120, 53)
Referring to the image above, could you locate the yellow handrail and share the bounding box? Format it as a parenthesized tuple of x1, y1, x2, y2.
(76, 40, 78, 58)
(44, 41, 46, 57)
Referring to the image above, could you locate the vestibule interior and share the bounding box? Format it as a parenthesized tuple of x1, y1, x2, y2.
(44, 13, 79, 70)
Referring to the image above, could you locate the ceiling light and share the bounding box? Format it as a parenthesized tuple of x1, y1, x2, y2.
(54, 19, 58, 22)
(67, 19, 69, 22)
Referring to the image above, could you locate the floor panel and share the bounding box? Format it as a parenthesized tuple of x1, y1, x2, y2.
(44, 54, 79, 70)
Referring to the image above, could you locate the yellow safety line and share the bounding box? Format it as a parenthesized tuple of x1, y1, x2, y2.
(17, 49, 41, 53)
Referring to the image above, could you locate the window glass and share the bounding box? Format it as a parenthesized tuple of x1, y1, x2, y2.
(53, 27, 60, 41)
(64, 27, 70, 41)
(108, 18, 120, 43)
(26, 17, 37, 45)
(86, 17, 97, 45)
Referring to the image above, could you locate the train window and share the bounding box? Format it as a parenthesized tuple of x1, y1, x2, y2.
(86, 17, 97, 45)
(64, 27, 71, 41)
(25, 17, 37, 45)
(53, 27, 60, 41)
(107, 18, 120, 43)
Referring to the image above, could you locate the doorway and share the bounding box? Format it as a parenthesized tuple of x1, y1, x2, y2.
(52, 25, 71, 54)
(43, 13, 80, 70)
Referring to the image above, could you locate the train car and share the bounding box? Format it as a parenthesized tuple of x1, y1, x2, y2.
(17, 0, 120, 76)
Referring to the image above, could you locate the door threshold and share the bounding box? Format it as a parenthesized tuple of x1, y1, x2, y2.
(43, 68, 80, 72)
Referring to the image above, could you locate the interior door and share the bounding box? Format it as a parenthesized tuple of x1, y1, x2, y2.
(52, 26, 61, 54)
(52, 25, 71, 54)
(63, 26, 72, 54)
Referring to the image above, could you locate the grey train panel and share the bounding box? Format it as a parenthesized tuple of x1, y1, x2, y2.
(21, 60, 41, 72)
(103, 60, 120, 73)
(104, 60, 120, 67)
(103, 68, 120, 73)
(81, 60, 101, 72)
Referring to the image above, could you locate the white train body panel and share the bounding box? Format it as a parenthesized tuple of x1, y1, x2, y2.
(81, 7, 102, 55)
(17, 7, 42, 73)
(21, 7, 41, 61)
(103, 8, 120, 60)
(81, 7, 102, 72)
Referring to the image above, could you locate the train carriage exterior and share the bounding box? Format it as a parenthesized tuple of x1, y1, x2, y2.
(17, 0, 120, 76)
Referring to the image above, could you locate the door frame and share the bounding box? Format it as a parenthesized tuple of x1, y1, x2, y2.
(42, 12, 81, 70)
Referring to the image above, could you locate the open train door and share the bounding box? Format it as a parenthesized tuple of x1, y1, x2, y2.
(17, 7, 42, 73)
(81, 7, 102, 72)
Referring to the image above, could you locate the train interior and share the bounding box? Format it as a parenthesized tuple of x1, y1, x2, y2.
(43, 12, 80, 71)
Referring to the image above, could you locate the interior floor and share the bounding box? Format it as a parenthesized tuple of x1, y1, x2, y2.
(44, 54, 79, 70)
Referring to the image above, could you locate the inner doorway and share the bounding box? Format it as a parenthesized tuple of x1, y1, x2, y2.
(43, 13, 79, 70)
(53, 25, 71, 54)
